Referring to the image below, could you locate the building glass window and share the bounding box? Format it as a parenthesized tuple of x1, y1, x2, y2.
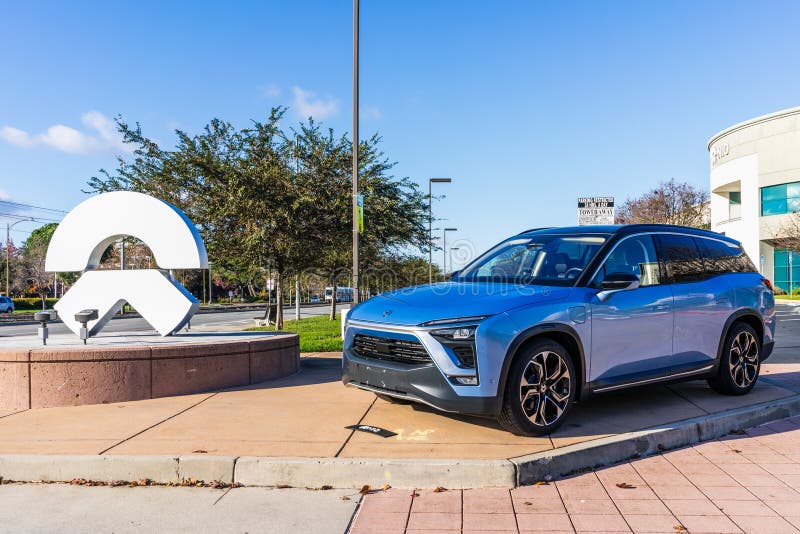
(728, 191, 741, 219)
(773, 249, 800, 295)
(761, 182, 800, 216)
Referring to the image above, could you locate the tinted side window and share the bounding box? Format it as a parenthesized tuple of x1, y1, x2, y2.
(596, 235, 661, 287)
(656, 234, 705, 283)
(697, 238, 757, 275)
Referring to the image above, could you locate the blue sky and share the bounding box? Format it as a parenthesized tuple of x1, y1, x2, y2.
(2, 0, 800, 269)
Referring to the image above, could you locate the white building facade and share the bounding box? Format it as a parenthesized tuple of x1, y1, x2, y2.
(709, 106, 800, 294)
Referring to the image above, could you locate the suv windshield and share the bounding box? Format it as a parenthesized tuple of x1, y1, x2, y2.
(456, 234, 607, 285)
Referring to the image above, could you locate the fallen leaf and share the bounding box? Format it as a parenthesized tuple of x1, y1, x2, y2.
(524, 501, 533, 506)
(410, 491, 420, 498)
(359, 485, 371, 495)
(729, 449, 742, 454)
(192, 450, 208, 454)
(320, 485, 333, 491)
(657, 444, 666, 451)
(616, 482, 636, 489)
(276, 484, 291, 489)
(673, 526, 687, 531)
(433, 486, 447, 493)
(340, 495, 351, 501)
(534, 481, 549, 486)
(382, 484, 391, 491)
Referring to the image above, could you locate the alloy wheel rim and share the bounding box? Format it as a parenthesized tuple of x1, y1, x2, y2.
(519, 350, 571, 427)
(729, 330, 759, 388)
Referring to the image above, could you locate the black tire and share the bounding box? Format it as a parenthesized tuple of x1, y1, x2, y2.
(497, 339, 576, 436)
(708, 322, 761, 396)
(376, 393, 411, 405)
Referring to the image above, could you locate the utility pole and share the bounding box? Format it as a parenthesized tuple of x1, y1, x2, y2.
(428, 178, 452, 283)
(352, 0, 360, 304)
(443, 227, 458, 275)
(295, 133, 302, 320)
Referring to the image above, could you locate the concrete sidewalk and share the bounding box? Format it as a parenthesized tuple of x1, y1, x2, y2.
(0, 484, 360, 534)
(0, 350, 799, 488)
(350, 416, 800, 533)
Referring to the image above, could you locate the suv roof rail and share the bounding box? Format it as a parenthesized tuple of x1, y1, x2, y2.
(516, 227, 555, 235)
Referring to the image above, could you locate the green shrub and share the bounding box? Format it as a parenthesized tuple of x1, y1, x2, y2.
(12, 298, 58, 310)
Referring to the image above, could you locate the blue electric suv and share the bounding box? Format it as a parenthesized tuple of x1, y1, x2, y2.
(342, 225, 776, 436)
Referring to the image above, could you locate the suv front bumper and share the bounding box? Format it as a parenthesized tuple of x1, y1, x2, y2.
(342, 349, 501, 417)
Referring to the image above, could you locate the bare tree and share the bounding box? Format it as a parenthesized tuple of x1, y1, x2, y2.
(616, 179, 710, 228)
(772, 214, 800, 251)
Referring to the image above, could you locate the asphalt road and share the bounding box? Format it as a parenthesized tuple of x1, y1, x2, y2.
(0, 304, 345, 337)
(770, 301, 800, 363)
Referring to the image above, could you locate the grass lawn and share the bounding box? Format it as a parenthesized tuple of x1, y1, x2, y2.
(247, 314, 342, 352)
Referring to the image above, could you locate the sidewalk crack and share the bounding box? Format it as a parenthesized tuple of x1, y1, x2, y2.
(665, 384, 709, 414)
(98, 392, 218, 455)
(212, 486, 234, 506)
(334, 397, 377, 458)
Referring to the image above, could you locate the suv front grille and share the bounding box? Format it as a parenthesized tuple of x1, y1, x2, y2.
(352, 334, 431, 365)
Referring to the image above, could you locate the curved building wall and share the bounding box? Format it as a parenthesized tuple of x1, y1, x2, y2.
(709, 106, 800, 293)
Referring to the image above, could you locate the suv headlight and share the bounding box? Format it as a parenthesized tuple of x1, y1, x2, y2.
(430, 325, 478, 370)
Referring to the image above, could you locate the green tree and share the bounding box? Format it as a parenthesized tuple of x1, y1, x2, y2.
(87, 108, 430, 328)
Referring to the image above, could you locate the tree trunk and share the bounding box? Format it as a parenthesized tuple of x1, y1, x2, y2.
(328, 276, 337, 321)
(275, 271, 284, 330)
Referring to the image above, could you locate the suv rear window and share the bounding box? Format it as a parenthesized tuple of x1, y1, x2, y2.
(656, 234, 705, 283)
(696, 237, 756, 275)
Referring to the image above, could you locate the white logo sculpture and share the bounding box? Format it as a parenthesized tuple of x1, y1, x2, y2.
(46, 191, 208, 337)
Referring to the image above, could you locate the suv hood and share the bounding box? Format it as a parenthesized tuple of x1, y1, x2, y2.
(347, 282, 572, 327)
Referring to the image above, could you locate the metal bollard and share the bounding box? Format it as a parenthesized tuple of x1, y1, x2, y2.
(74, 309, 99, 344)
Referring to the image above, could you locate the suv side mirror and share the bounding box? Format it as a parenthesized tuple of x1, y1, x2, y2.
(600, 272, 641, 291)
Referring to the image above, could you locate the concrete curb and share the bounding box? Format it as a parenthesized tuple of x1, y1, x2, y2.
(511, 393, 800, 485)
(1, 394, 800, 489)
(233, 457, 516, 489)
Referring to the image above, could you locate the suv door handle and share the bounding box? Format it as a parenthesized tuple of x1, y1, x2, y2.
(650, 304, 670, 312)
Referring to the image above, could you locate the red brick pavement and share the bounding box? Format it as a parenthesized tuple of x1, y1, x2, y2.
(349, 415, 800, 533)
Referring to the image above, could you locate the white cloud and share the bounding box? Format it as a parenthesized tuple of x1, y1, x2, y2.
(0, 189, 10, 201)
(292, 86, 340, 120)
(0, 111, 132, 154)
(362, 105, 382, 120)
(262, 83, 281, 98)
(0, 126, 34, 147)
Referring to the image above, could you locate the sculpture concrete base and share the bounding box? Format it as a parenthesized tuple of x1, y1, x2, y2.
(0, 332, 299, 409)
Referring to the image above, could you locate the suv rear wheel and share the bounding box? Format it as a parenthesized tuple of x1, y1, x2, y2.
(708, 322, 760, 395)
(498, 339, 576, 436)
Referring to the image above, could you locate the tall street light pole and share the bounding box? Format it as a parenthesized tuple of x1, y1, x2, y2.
(428, 178, 452, 283)
(443, 227, 457, 277)
(449, 247, 461, 274)
(352, 0, 360, 304)
(5, 217, 33, 296)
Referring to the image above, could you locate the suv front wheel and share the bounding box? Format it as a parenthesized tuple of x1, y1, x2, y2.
(708, 322, 761, 395)
(498, 339, 576, 436)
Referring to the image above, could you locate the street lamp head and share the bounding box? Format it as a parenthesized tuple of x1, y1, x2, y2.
(444, 227, 458, 232)
(429, 178, 452, 183)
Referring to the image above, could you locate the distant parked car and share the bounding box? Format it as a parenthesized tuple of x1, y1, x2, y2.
(342, 224, 776, 436)
(310, 296, 321, 303)
(0, 296, 13, 313)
